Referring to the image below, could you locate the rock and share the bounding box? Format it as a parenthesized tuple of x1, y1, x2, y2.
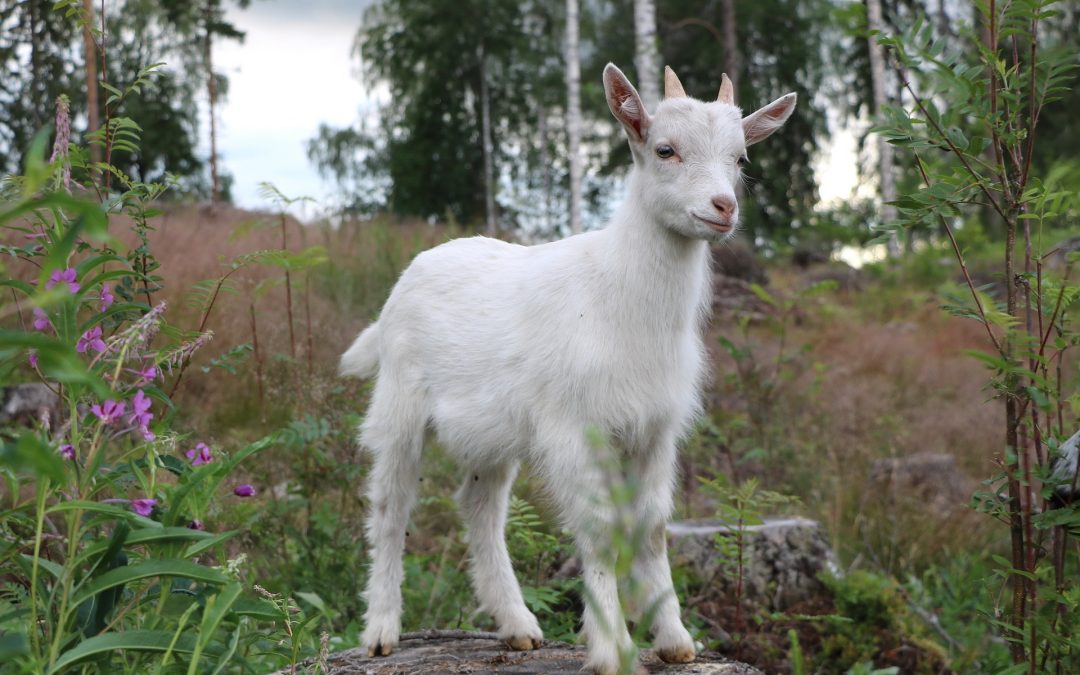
(1, 383, 59, 426)
(711, 275, 771, 320)
(800, 263, 865, 291)
(712, 239, 767, 285)
(870, 452, 975, 513)
(302, 631, 762, 674)
(667, 517, 840, 611)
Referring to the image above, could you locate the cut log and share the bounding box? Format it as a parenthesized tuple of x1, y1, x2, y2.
(306, 630, 762, 674)
(668, 517, 840, 611)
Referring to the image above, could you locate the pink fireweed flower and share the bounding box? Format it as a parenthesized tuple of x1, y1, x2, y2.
(28, 350, 38, 368)
(99, 286, 115, 311)
(32, 308, 52, 332)
(188, 519, 205, 531)
(131, 498, 157, 517)
(137, 364, 158, 382)
(46, 268, 79, 294)
(233, 484, 256, 498)
(91, 399, 126, 425)
(128, 390, 155, 441)
(59, 444, 75, 460)
(186, 442, 212, 466)
(77, 326, 107, 354)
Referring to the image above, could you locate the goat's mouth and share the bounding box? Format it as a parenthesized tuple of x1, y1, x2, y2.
(691, 213, 734, 233)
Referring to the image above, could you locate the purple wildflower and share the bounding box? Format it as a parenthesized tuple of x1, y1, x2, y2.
(186, 442, 213, 466)
(77, 326, 107, 354)
(233, 484, 256, 498)
(46, 268, 79, 294)
(131, 498, 157, 517)
(188, 519, 205, 531)
(28, 350, 38, 368)
(59, 444, 75, 460)
(91, 399, 126, 425)
(128, 390, 155, 441)
(137, 364, 158, 382)
(99, 286, 115, 311)
(32, 308, 52, 332)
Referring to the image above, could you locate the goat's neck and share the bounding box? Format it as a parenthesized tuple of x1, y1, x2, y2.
(600, 170, 712, 332)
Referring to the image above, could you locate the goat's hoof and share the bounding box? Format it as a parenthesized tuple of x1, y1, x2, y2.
(656, 644, 696, 664)
(505, 635, 542, 651)
(366, 642, 394, 657)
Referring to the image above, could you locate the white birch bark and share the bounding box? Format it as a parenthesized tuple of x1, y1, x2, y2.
(479, 44, 497, 236)
(565, 0, 583, 235)
(867, 0, 899, 256)
(633, 0, 660, 111)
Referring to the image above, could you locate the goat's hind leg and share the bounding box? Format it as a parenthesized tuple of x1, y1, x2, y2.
(458, 461, 543, 650)
(359, 389, 425, 657)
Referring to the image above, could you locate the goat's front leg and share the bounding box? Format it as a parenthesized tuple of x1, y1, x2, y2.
(457, 462, 543, 650)
(543, 435, 637, 675)
(627, 439, 696, 664)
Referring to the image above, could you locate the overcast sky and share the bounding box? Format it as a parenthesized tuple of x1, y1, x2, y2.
(208, 0, 374, 214)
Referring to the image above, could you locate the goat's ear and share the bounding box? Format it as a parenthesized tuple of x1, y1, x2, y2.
(604, 63, 650, 144)
(742, 92, 797, 146)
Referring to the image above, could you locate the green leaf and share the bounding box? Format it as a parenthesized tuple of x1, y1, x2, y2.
(0, 433, 66, 482)
(71, 559, 229, 606)
(183, 530, 239, 558)
(749, 283, 776, 307)
(189, 582, 243, 673)
(294, 591, 329, 616)
(48, 630, 197, 674)
(230, 597, 282, 621)
(0, 632, 29, 662)
(47, 500, 162, 528)
(74, 527, 212, 570)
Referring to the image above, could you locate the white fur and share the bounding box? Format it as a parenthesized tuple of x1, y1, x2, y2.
(341, 63, 795, 674)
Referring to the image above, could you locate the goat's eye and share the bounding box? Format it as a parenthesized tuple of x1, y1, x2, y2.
(655, 144, 675, 159)
(737, 155, 749, 167)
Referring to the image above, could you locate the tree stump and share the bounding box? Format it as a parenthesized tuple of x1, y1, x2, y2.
(667, 517, 839, 611)
(310, 630, 762, 674)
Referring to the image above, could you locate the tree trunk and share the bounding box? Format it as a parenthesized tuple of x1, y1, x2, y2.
(633, 0, 660, 111)
(204, 2, 220, 204)
(538, 105, 553, 235)
(82, 0, 100, 165)
(478, 44, 497, 236)
(565, 0, 583, 235)
(720, 0, 738, 84)
(866, 0, 899, 256)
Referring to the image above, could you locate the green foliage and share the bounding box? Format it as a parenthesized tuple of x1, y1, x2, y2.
(873, 0, 1080, 668)
(0, 23, 329, 673)
(817, 571, 946, 674)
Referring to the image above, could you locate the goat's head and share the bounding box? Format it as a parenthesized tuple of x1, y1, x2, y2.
(603, 63, 796, 242)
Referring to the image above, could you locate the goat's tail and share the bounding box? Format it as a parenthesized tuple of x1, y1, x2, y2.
(339, 322, 380, 379)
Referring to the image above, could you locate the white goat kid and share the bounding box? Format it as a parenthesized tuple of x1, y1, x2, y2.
(341, 64, 796, 674)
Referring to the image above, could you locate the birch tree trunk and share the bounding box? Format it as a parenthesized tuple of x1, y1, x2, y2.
(479, 44, 497, 236)
(82, 0, 100, 165)
(538, 105, 553, 234)
(204, 2, 220, 204)
(720, 0, 738, 85)
(633, 0, 660, 111)
(565, 0, 583, 235)
(866, 0, 899, 256)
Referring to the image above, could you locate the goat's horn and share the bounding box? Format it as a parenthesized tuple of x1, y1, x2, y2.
(664, 66, 687, 99)
(718, 73, 734, 104)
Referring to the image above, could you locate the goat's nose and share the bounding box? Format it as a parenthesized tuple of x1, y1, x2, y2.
(711, 195, 737, 219)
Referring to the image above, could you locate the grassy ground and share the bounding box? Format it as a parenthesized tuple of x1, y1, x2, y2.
(139, 206, 1030, 672)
